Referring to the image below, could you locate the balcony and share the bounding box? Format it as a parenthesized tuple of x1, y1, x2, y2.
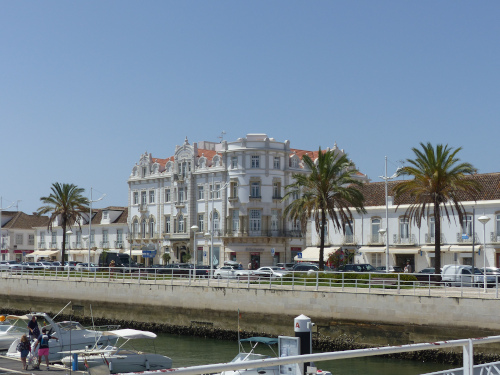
(393, 234, 417, 245)
(367, 234, 385, 245)
(100, 241, 110, 248)
(139, 204, 148, 213)
(341, 235, 357, 245)
(425, 233, 447, 244)
(456, 232, 479, 244)
(38, 242, 46, 249)
(72, 241, 84, 249)
(115, 241, 124, 249)
(50, 242, 58, 249)
(490, 232, 500, 243)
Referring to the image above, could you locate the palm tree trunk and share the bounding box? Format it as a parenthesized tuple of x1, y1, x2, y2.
(319, 210, 326, 270)
(434, 203, 442, 281)
(61, 221, 67, 263)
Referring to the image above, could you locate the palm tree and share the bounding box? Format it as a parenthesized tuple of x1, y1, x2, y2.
(283, 148, 366, 270)
(37, 183, 90, 263)
(393, 143, 481, 276)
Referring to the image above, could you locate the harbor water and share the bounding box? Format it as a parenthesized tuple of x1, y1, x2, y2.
(132, 332, 453, 375)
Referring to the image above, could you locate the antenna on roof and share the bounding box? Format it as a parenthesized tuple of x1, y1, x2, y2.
(218, 131, 226, 143)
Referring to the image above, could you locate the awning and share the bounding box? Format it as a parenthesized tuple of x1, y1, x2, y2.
(294, 247, 334, 262)
(420, 245, 451, 252)
(67, 250, 89, 255)
(390, 247, 420, 254)
(129, 250, 144, 256)
(449, 245, 481, 252)
(357, 247, 384, 253)
(26, 250, 59, 257)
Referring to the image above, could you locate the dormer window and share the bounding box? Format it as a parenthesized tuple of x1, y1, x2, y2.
(103, 211, 109, 220)
(142, 167, 147, 177)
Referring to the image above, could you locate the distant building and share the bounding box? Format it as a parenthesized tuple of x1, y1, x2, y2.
(307, 173, 500, 272)
(0, 211, 48, 262)
(127, 134, 367, 268)
(32, 206, 129, 264)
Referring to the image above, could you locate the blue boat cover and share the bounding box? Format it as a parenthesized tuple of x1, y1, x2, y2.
(240, 337, 279, 345)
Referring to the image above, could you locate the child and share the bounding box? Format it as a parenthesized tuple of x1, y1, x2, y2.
(17, 335, 31, 370)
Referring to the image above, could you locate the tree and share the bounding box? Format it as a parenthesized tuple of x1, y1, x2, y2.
(162, 252, 171, 265)
(283, 148, 366, 270)
(393, 143, 481, 276)
(37, 183, 90, 262)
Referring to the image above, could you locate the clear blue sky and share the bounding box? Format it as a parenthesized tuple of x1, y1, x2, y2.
(1, 1, 499, 214)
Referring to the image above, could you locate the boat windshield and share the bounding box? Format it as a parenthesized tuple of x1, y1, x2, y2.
(57, 321, 85, 331)
(230, 353, 270, 362)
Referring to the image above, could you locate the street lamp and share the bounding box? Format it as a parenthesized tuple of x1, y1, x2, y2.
(379, 157, 400, 273)
(190, 225, 199, 279)
(378, 228, 387, 271)
(0, 198, 15, 256)
(478, 215, 490, 292)
(88, 188, 106, 271)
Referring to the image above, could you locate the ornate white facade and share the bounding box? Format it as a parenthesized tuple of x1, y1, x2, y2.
(127, 134, 368, 268)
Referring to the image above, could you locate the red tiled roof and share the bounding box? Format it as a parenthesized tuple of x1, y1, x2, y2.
(1, 212, 50, 230)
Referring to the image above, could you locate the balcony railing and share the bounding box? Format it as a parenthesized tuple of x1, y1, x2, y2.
(490, 232, 500, 243)
(456, 232, 479, 243)
(424, 233, 448, 244)
(367, 234, 385, 245)
(50, 242, 58, 249)
(115, 241, 124, 249)
(72, 241, 84, 249)
(100, 241, 110, 248)
(341, 235, 357, 245)
(38, 242, 46, 249)
(139, 203, 148, 212)
(393, 234, 417, 245)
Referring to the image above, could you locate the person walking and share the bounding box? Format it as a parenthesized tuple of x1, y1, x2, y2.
(33, 327, 58, 370)
(17, 335, 31, 370)
(404, 261, 412, 273)
(27, 316, 40, 342)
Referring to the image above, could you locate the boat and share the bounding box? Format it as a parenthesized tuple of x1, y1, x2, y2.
(60, 328, 173, 373)
(6, 312, 119, 361)
(0, 315, 29, 350)
(221, 337, 331, 375)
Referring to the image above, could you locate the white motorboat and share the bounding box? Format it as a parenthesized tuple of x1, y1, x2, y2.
(6, 312, 118, 361)
(0, 315, 28, 350)
(222, 337, 331, 375)
(61, 328, 173, 373)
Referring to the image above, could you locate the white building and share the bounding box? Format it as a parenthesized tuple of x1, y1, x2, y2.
(308, 173, 500, 272)
(127, 134, 368, 268)
(0, 211, 48, 262)
(32, 206, 129, 264)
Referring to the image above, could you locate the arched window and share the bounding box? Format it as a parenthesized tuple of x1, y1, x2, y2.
(141, 219, 147, 238)
(149, 220, 155, 237)
(178, 214, 184, 233)
(133, 219, 139, 236)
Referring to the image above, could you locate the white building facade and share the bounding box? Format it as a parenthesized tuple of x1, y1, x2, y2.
(127, 134, 368, 269)
(32, 206, 129, 264)
(308, 173, 500, 272)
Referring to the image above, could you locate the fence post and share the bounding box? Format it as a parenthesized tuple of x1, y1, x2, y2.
(462, 339, 474, 375)
(316, 272, 319, 291)
(397, 273, 400, 294)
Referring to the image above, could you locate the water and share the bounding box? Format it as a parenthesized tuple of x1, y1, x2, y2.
(131, 333, 454, 375)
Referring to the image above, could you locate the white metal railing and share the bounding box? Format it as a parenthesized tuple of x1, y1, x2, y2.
(114, 335, 500, 375)
(2, 267, 500, 299)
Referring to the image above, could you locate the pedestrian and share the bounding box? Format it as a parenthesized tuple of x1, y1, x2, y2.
(17, 334, 31, 370)
(27, 316, 40, 342)
(33, 327, 58, 370)
(247, 262, 252, 270)
(109, 260, 116, 279)
(404, 261, 412, 273)
(238, 262, 243, 270)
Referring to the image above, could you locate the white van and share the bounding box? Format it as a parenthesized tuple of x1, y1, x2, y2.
(441, 265, 495, 287)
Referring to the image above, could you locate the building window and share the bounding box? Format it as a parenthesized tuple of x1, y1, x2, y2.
(133, 219, 139, 235)
(117, 229, 123, 243)
(231, 156, 238, 169)
(291, 158, 299, 168)
(133, 192, 139, 205)
(230, 180, 238, 199)
(149, 190, 155, 203)
(90, 230, 95, 246)
(209, 184, 213, 199)
(271, 210, 279, 231)
(165, 188, 171, 202)
(292, 190, 300, 200)
(142, 167, 147, 177)
(251, 182, 261, 198)
(102, 230, 108, 245)
(213, 211, 220, 231)
(462, 215, 473, 236)
(103, 211, 109, 220)
(198, 214, 204, 232)
(400, 217, 409, 239)
(215, 183, 221, 199)
(198, 186, 204, 200)
(165, 216, 171, 233)
(273, 181, 281, 199)
(40, 232, 45, 243)
(251, 155, 260, 168)
(141, 191, 147, 205)
(274, 156, 280, 169)
(232, 209, 239, 232)
(51, 231, 57, 246)
(250, 210, 261, 231)
(178, 187, 185, 203)
(178, 214, 185, 233)
(371, 253, 382, 268)
(150, 220, 155, 237)
(141, 219, 147, 238)
(496, 214, 500, 236)
(371, 218, 381, 242)
(429, 217, 435, 239)
(292, 220, 301, 232)
(15, 234, 23, 245)
(28, 234, 34, 246)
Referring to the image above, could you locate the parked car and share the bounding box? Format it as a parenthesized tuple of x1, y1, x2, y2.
(441, 265, 496, 287)
(22, 262, 44, 271)
(8, 262, 28, 272)
(0, 260, 19, 270)
(292, 263, 332, 272)
(253, 266, 289, 279)
(213, 265, 252, 279)
(414, 267, 440, 283)
(64, 261, 81, 270)
(276, 263, 295, 271)
(375, 266, 403, 273)
(75, 263, 98, 272)
(481, 267, 500, 282)
(338, 264, 377, 272)
(50, 261, 65, 271)
(37, 262, 53, 270)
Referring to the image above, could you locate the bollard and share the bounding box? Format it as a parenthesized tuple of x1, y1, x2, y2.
(72, 353, 79, 371)
(295, 314, 313, 374)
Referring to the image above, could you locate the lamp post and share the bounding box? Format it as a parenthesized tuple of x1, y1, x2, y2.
(478, 215, 490, 292)
(205, 231, 212, 282)
(379, 157, 400, 273)
(88, 188, 106, 271)
(378, 228, 387, 271)
(190, 225, 199, 279)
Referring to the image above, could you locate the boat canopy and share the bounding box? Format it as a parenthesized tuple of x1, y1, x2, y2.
(103, 329, 157, 340)
(240, 337, 279, 345)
